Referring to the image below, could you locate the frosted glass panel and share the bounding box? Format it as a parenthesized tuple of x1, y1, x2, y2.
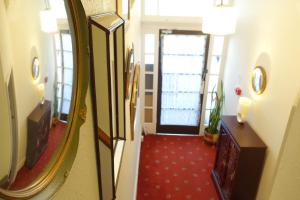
(145, 34, 155, 54)
(63, 85, 72, 101)
(205, 92, 216, 110)
(210, 56, 222, 75)
(162, 35, 206, 55)
(160, 33, 207, 127)
(57, 97, 62, 113)
(56, 51, 62, 67)
(162, 55, 203, 74)
(145, 54, 154, 64)
(162, 74, 201, 92)
(161, 93, 200, 110)
(57, 83, 62, 98)
(57, 67, 62, 83)
(62, 33, 72, 51)
(62, 100, 71, 114)
(63, 51, 73, 68)
(208, 75, 219, 92)
(160, 109, 200, 126)
(212, 36, 224, 56)
(64, 68, 73, 85)
(54, 34, 61, 50)
(204, 110, 211, 125)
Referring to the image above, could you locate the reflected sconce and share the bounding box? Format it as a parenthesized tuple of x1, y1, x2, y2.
(202, 0, 237, 35)
(38, 83, 45, 105)
(237, 97, 252, 123)
(40, 0, 57, 33)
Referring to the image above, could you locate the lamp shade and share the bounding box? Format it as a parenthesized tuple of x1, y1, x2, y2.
(237, 97, 252, 123)
(38, 83, 45, 104)
(40, 9, 58, 33)
(202, 6, 237, 35)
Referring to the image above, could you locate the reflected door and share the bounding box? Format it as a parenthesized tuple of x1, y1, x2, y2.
(55, 30, 73, 121)
(157, 30, 209, 134)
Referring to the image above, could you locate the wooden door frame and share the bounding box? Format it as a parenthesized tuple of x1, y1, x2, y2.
(156, 29, 210, 134)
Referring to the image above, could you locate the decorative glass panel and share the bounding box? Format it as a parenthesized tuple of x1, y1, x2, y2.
(145, 108, 153, 123)
(145, 64, 154, 72)
(145, 74, 153, 90)
(145, 92, 153, 107)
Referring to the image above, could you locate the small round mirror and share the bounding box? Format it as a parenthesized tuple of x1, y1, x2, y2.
(32, 57, 40, 80)
(252, 66, 267, 95)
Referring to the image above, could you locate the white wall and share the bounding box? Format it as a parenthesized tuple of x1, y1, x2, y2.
(222, 0, 300, 199)
(116, 0, 142, 199)
(53, 87, 100, 200)
(269, 93, 300, 199)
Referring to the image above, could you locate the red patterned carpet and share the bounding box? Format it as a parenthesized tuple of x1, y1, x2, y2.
(10, 121, 66, 190)
(137, 135, 219, 200)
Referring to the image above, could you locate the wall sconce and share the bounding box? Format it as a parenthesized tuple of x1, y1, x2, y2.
(237, 97, 252, 123)
(202, 0, 237, 35)
(40, 0, 57, 33)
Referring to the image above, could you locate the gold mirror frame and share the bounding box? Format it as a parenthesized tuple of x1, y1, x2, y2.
(31, 57, 40, 80)
(252, 66, 267, 95)
(0, 0, 89, 199)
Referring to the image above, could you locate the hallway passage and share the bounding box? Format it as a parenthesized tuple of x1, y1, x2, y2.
(137, 135, 219, 200)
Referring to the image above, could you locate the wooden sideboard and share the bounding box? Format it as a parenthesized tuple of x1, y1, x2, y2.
(26, 100, 51, 168)
(212, 116, 267, 200)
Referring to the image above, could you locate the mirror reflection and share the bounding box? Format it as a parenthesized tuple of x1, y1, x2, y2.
(0, 0, 74, 191)
(252, 66, 266, 94)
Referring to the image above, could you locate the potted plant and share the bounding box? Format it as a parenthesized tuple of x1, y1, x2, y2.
(204, 82, 225, 144)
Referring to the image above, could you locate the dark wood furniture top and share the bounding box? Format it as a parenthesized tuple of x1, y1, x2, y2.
(221, 116, 266, 148)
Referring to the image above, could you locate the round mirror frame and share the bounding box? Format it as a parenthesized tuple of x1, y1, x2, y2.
(32, 57, 40, 80)
(0, 0, 89, 199)
(251, 66, 267, 95)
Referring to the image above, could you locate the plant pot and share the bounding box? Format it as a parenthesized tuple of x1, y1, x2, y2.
(204, 130, 220, 144)
(52, 117, 59, 127)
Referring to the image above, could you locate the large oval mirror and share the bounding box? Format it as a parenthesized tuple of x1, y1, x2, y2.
(0, 0, 89, 198)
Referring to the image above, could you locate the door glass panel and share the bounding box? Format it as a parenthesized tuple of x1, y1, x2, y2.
(159, 33, 208, 127)
(145, 74, 153, 90)
(145, 108, 153, 123)
(145, 92, 153, 107)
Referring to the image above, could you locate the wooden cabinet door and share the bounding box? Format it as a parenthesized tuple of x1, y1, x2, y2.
(223, 140, 240, 200)
(215, 126, 231, 186)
